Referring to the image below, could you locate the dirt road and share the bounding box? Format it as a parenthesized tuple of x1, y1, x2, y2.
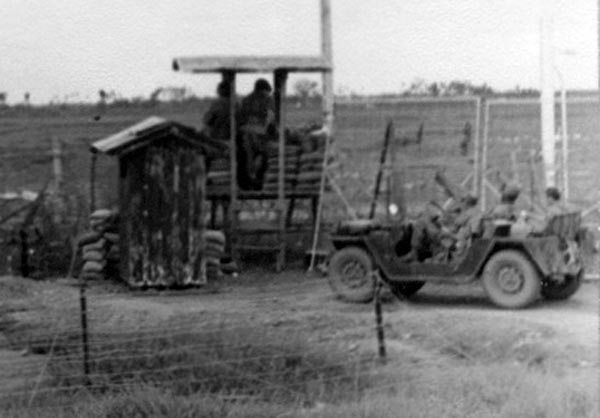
(0, 272, 597, 406)
(90, 271, 598, 364)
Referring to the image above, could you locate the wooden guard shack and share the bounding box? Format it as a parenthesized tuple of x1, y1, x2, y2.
(172, 56, 333, 271)
(90, 117, 221, 287)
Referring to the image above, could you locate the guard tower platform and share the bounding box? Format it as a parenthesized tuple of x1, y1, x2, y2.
(173, 55, 333, 271)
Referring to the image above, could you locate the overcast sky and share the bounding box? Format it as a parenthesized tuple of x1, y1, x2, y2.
(0, 0, 597, 103)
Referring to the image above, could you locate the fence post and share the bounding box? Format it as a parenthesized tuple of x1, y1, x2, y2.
(374, 272, 386, 364)
(50, 137, 65, 224)
(51, 137, 63, 195)
(90, 153, 97, 213)
(79, 279, 91, 385)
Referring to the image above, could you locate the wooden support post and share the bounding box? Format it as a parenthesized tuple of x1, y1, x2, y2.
(480, 99, 490, 211)
(473, 97, 482, 196)
(224, 71, 237, 262)
(285, 197, 296, 228)
(321, 0, 334, 138)
(274, 70, 288, 272)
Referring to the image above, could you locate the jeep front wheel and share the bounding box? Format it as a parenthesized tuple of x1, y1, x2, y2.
(328, 246, 375, 303)
(482, 250, 541, 309)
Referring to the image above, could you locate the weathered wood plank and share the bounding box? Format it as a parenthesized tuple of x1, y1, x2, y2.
(173, 55, 331, 74)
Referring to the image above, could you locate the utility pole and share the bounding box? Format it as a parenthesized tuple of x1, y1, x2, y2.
(540, 15, 556, 188)
(321, 0, 334, 137)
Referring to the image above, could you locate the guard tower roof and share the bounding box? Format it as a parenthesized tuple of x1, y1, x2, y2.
(91, 116, 225, 157)
(172, 55, 332, 74)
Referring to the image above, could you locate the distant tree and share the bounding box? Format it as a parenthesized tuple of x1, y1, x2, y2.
(471, 82, 494, 96)
(24, 92, 30, 105)
(98, 89, 108, 104)
(293, 79, 319, 106)
(404, 78, 428, 96)
(428, 82, 440, 97)
(0, 92, 7, 105)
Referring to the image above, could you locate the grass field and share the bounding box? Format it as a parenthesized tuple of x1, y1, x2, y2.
(1, 96, 598, 272)
(1, 97, 598, 210)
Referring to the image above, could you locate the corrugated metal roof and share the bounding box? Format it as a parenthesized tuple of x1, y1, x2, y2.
(172, 55, 332, 74)
(91, 117, 226, 157)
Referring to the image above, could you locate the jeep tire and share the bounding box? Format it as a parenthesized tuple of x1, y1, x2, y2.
(541, 270, 583, 300)
(328, 246, 375, 303)
(482, 250, 541, 309)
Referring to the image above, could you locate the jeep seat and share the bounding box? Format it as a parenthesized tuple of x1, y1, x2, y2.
(544, 212, 582, 240)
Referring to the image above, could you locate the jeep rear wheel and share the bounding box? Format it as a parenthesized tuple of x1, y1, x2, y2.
(328, 246, 375, 303)
(541, 270, 583, 300)
(482, 250, 541, 309)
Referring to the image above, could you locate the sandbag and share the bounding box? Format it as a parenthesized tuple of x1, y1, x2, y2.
(78, 231, 103, 247)
(90, 209, 113, 220)
(103, 233, 119, 244)
(82, 239, 106, 253)
(204, 230, 225, 244)
(82, 250, 105, 262)
(82, 260, 106, 273)
(81, 271, 104, 281)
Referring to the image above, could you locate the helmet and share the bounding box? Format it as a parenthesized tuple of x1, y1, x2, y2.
(545, 186, 561, 201)
(254, 78, 272, 93)
(501, 183, 520, 203)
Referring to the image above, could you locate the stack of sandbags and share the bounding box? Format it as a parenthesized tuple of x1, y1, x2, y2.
(263, 143, 300, 192)
(78, 209, 119, 280)
(299, 128, 327, 154)
(207, 157, 231, 188)
(204, 230, 225, 281)
(296, 151, 325, 191)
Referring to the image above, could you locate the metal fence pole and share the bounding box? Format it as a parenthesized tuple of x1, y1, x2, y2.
(79, 279, 91, 385)
(90, 152, 97, 213)
(374, 272, 386, 364)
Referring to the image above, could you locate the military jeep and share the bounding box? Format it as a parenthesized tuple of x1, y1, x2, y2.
(327, 212, 584, 309)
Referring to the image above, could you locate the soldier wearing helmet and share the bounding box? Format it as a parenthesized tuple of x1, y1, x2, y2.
(544, 186, 568, 217)
(490, 183, 521, 221)
(236, 78, 276, 189)
(203, 80, 236, 141)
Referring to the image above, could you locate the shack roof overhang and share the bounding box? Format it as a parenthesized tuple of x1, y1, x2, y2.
(172, 55, 332, 74)
(90, 116, 226, 157)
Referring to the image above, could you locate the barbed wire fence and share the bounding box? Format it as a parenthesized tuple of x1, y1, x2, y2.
(0, 272, 412, 416)
(0, 96, 598, 415)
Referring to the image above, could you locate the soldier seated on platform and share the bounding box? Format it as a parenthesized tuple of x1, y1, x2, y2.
(203, 81, 236, 141)
(236, 78, 276, 190)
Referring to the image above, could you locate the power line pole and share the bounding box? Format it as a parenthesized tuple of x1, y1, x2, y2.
(540, 15, 556, 189)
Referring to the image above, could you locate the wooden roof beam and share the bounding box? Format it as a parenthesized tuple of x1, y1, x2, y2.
(172, 55, 331, 74)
